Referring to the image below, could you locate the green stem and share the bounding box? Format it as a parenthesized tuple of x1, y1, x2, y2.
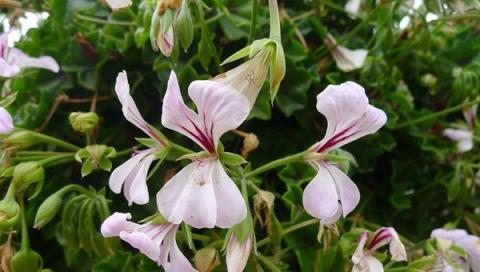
(38, 154, 75, 167)
(245, 151, 307, 178)
(169, 142, 194, 155)
(268, 0, 281, 42)
(74, 13, 136, 26)
(394, 98, 480, 129)
(116, 147, 134, 157)
(18, 196, 30, 250)
(25, 130, 80, 151)
(430, 13, 480, 22)
(257, 254, 282, 272)
(256, 219, 318, 247)
(248, 0, 259, 44)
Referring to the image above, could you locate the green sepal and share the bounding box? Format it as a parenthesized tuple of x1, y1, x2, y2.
(220, 152, 246, 166)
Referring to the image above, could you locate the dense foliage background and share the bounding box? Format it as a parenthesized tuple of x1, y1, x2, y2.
(1, 0, 480, 271)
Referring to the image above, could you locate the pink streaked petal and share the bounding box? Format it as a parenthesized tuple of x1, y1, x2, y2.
(211, 160, 247, 228)
(162, 71, 250, 153)
(161, 72, 210, 150)
(314, 82, 386, 152)
(463, 104, 477, 129)
(0, 106, 14, 134)
(443, 128, 473, 152)
(326, 164, 360, 217)
(8, 48, 59, 73)
(100, 212, 139, 237)
(156, 160, 217, 228)
(115, 71, 161, 142)
(120, 231, 161, 261)
(302, 164, 340, 220)
(188, 80, 250, 150)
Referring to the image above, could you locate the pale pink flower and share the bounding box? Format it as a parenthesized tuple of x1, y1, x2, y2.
(108, 71, 167, 205)
(0, 32, 59, 78)
(352, 227, 407, 272)
(443, 102, 477, 153)
(345, 0, 362, 16)
(0, 106, 13, 135)
(102, 0, 132, 11)
(324, 34, 368, 72)
(431, 228, 480, 272)
(156, 71, 249, 229)
(101, 212, 196, 271)
(303, 82, 387, 224)
(443, 128, 473, 153)
(226, 235, 252, 272)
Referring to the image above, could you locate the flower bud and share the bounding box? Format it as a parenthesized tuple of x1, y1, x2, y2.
(10, 248, 43, 272)
(174, 0, 193, 51)
(12, 162, 44, 195)
(226, 234, 252, 272)
(194, 247, 220, 272)
(69, 112, 99, 133)
(0, 186, 20, 232)
(3, 131, 37, 149)
(34, 191, 63, 229)
(150, 0, 181, 56)
(421, 73, 438, 88)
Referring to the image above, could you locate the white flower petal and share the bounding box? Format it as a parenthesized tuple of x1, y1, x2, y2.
(345, 0, 362, 16)
(303, 164, 341, 220)
(157, 160, 217, 228)
(327, 164, 360, 217)
(103, 0, 132, 11)
(0, 106, 14, 134)
(109, 150, 155, 205)
(100, 212, 139, 237)
(8, 48, 59, 73)
(211, 160, 246, 228)
(326, 35, 367, 72)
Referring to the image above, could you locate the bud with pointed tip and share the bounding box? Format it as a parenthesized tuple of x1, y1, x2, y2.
(174, 0, 193, 51)
(226, 234, 252, 272)
(69, 112, 99, 133)
(3, 131, 37, 149)
(11, 162, 44, 198)
(34, 191, 63, 229)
